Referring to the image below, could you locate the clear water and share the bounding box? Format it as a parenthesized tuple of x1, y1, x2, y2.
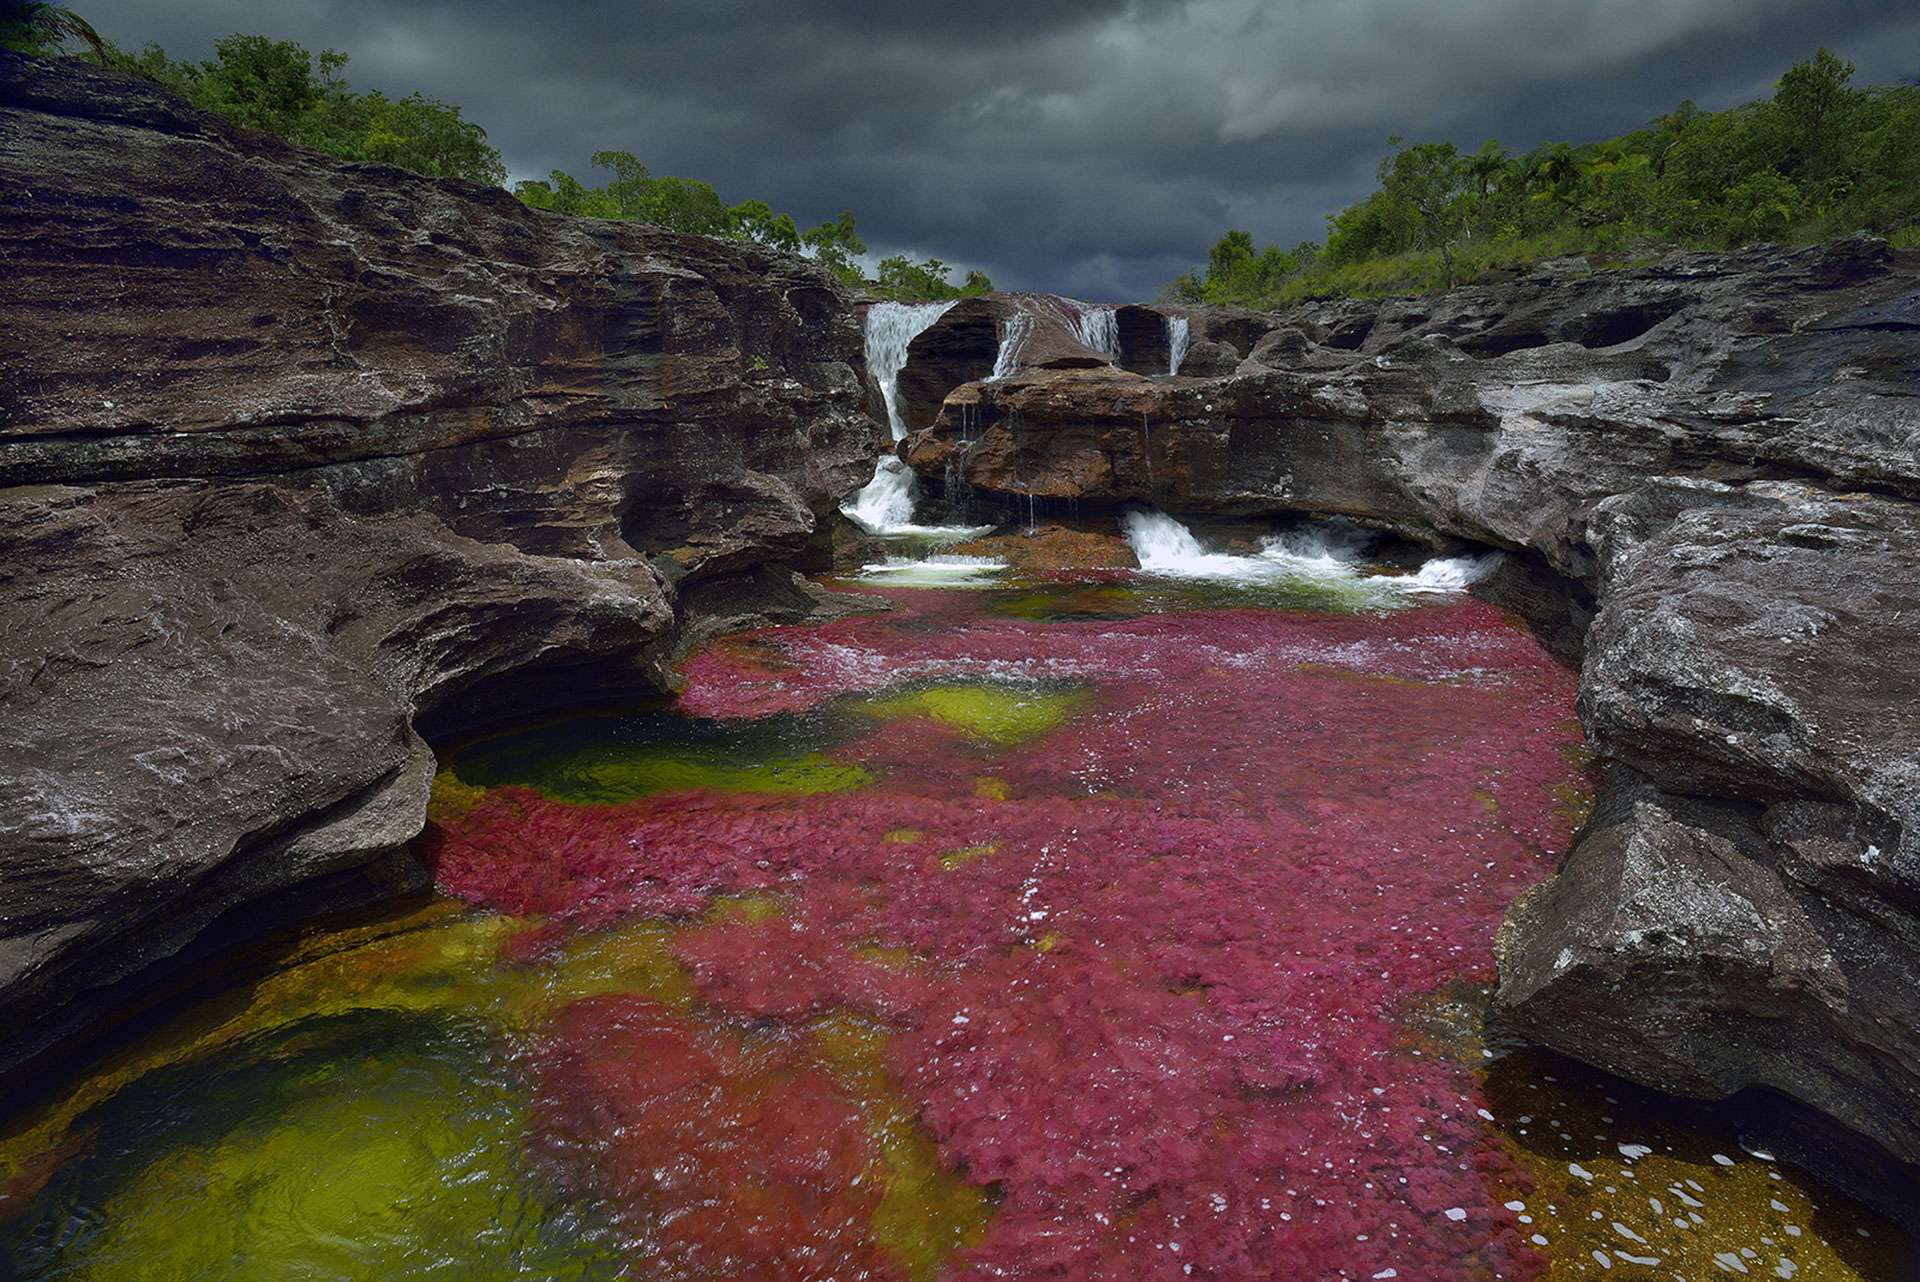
(1, 579, 1906, 1282)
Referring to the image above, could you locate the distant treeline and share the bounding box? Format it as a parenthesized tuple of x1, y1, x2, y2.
(3, 4, 987, 301)
(1172, 49, 1920, 305)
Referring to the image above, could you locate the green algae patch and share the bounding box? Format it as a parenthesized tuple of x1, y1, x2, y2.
(445, 704, 871, 805)
(426, 768, 489, 825)
(861, 682, 1090, 747)
(0, 908, 699, 1207)
(0, 1012, 624, 1282)
(812, 1014, 993, 1281)
(551, 748, 869, 802)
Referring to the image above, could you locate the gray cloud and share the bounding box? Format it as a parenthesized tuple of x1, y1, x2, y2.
(76, 0, 1920, 300)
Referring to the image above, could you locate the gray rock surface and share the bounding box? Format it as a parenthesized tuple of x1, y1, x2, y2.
(0, 54, 880, 1075)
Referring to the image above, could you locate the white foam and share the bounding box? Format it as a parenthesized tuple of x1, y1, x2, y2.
(854, 555, 1007, 588)
(1121, 509, 1500, 601)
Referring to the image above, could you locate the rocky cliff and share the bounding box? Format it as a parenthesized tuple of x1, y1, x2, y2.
(0, 55, 881, 1076)
(901, 243, 1920, 1166)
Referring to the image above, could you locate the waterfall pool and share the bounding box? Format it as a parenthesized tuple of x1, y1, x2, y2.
(1, 575, 1908, 1281)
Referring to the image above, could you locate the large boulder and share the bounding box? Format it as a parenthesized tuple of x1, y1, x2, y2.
(0, 53, 880, 1076)
(903, 237, 1920, 1164)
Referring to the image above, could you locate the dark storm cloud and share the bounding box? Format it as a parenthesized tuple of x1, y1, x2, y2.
(78, 0, 1920, 300)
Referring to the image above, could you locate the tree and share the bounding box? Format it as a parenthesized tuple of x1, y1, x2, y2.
(0, 1, 108, 58)
(1380, 141, 1469, 282)
(1772, 47, 1860, 180)
(802, 210, 866, 284)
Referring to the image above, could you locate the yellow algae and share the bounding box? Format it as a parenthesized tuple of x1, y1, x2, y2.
(1033, 930, 1063, 953)
(703, 890, 786, 924)
(973, 777, 1011, 801)
(885, 828, 925, 844)
(425, 768, 489, 825)
(1482, 1051, 1905, 1281)
(854, 944, 922, 971)
(42, 1018, 620, 1282)
(862, 683, 1089, 747)
(563, 749, 870, 802)
(940, 843, 1000, 870)
(812, 1013, 993, 1281)
(0, 908, 698, 1202)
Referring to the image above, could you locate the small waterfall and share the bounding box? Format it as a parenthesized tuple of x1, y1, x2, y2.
(844, 301, 975, 536)
(1071, 305, 1119, 357)
(842, 457, 920, 533)
(1166, 315, 1191, 376)
(987, 311, 1033, 383)
(866, 301, 957, 441)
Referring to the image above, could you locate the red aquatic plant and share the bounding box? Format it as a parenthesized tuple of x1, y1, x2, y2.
(442, 593, 1585, 1280)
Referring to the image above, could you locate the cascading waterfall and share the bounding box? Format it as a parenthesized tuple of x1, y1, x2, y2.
(866, 301, 957, 442)
(843, 301, 981, 539)
(1166, 314, 1191, 375)
(844, 303, 998, 568)
(1071, 305, 1119, 357)
(986, 310, 1033, 382)
(1120, 509, 1499, 601)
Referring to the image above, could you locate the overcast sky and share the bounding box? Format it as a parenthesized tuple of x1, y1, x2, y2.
(78, 0, 1920, 300)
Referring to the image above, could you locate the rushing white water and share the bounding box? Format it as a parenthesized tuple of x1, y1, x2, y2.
(844, 301, 986, 537)
(987, 310, 1033, 382)
(855, 554, 1008, 588)
(866, 301, 957, 441)
(1166, 315, 1191, 376)
(842, 457, 919, 532)
(1072, 305, 1119, 357)
(1120, 509, 1498, 600)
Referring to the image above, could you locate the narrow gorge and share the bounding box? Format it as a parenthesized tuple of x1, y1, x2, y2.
(3, 48, 1919, 1282)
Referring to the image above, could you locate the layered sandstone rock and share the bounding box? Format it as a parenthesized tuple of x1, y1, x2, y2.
(0, 54, 880, 1074)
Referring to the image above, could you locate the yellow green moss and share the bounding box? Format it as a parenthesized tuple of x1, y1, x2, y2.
(862, 683, 1089, 747)
(812, 1013, 993, 1281)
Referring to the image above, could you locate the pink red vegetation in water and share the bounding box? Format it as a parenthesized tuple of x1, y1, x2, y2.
(433, 592, 1585, 1280)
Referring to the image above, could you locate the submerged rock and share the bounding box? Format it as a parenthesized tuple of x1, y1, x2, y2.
(0, 53, 878, 1077)
(903, 237, 1920, 1166)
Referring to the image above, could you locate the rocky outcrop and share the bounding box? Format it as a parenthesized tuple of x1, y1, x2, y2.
(0, 55, 880, 1075)
(902, 240, 1920, 1165)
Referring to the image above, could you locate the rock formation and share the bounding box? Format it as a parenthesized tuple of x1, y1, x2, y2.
(0, 54, 880, 1076)
(901, 242, 1920, 1165)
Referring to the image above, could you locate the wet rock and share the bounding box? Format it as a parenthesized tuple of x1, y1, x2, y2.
(0, 54, 878, 1075)
(947, 523, 1140, 572)
(904, 236, 1920, 1164)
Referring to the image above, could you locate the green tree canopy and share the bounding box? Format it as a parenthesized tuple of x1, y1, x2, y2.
(1170, 48, 1920, 305)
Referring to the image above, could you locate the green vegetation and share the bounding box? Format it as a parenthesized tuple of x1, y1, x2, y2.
(85, 31, 505, 184)
(1173, 49, 1920, 304)
(516, 155, 992, 297)
(11, 6, 987, 298)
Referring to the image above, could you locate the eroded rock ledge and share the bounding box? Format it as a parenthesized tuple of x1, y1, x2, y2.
(901, 243, 1920, 1165)
(0, 55, 881, 1076)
